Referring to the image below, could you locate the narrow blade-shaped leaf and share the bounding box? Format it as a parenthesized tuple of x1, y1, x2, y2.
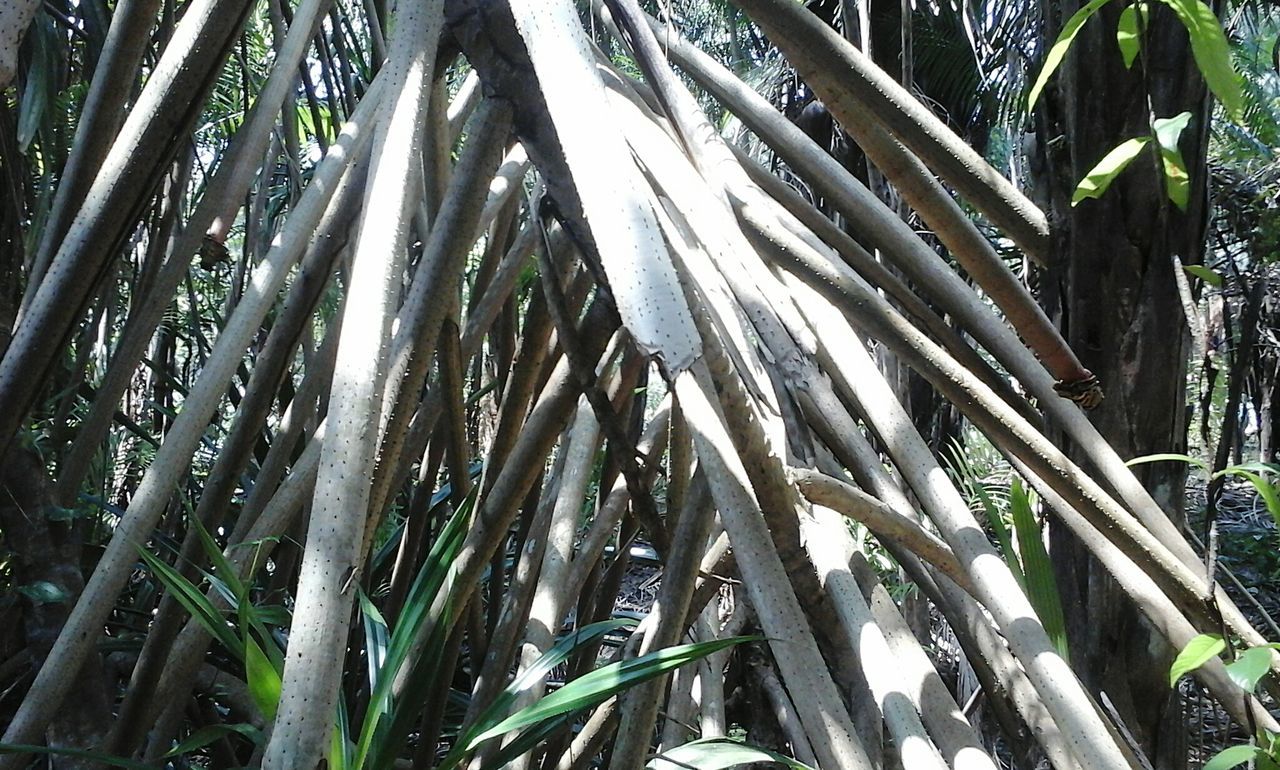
(359, 588, 390, 694)
(1028, 0, 1115, 110)
(1010, 480, 1069, 660)
(1155, 0, 1244, 118)
(1222, 469, 1280, 531)
(1072, 136, 1151, 205)
(1184, 264, 1224, 287)
(466, 636, 756, 750)
(162, 723, 263, 758)
(138, 548, 240, 654)
(1116, 3, 1147, 68)
(1127, 452, 1211, 473)
(245, 634, 283, 721)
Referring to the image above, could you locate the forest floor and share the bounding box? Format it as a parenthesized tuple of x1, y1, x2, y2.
(1182, 477, 1280, 767)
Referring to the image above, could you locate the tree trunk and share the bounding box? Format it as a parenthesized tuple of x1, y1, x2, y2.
(1035, 3, 1209, 767)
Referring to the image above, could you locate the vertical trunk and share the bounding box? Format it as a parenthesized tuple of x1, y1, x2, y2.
(1036, 3, 1209, 767)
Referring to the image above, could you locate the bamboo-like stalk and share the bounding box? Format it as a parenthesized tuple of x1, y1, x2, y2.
(752, 202, 1272, 664)
(728, 0, 1049, 263)
(787, 274, 1082, 768)
(0, 0, 40, 88)
(688, 6, 1198, 580)
(262, 0, 443, 762)
(0, 87, 382, 762)
(389, 299, 619, 698)
(777, 284, 1131, 768)
(674, 360, 874, 770)
(846, 553, 1000, 770)
(143, 426, 327, 757)
(802, 505, 950, 770)
(363, 98, 514, 546)
(0, 0, 258, 470)
(1006, 453, 1280, 734)
(107, 158, 364, 757)
(27, 0, 167, 291)
(612, 473, 716, 770)
(794, 470, 972, 595)
(57, 0, 342, 501)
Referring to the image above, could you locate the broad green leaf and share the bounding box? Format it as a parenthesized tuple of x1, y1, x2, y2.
(1184, 264, 1224, 287)
(162, 723, 262, 758)
(1072, 136, 1151, 205)
(1153, 112, 1192, 210)
(466, 636, 756, 751)
(1029, 0, 1115, 110)
(1226, 647, 1276, 693)
(1203, 745, 1264, 770)
(245, 635, 282, 721)
(1116, 3, 1147, 68)
(648, 738, 818, 770)
(17, 580, 69, 606)
(1154, 0, 1244, 119)
(1010, 481, 1069, 660)
(1169, 633, 1226, 686)
(1127, 452, 1211, 473)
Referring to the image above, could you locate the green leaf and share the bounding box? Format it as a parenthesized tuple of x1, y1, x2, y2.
(162, 723, 262, 758)
(465, 637, 756, 751)
(330, 698, 353, 770)
(1072, 136, 1151, 205)
(1169, 633, 1226, 686)
(17, 17, 59, 153)
(138, 548, 240, 654)
(192, 514, 247, 600)
(245, 635, 282, 721)
(1153, 112, 1192, 210)
(1029, 0, 1115, 111)
(433, 619, 637, 770)
(1154, 0, 1244, 119)
(1116, 3, 1146, 68)
(974, 482, 1025, 589)
(1220, 469, 1280, 531)
(647, 738, 818, 770)
(1127, 452, 1211, 473)
(1226, 647, 1275, 694)
(1203, 745, 1264, 770)
(1010, 481, 1069, 660)
(357, 495, 475, 770)
(1183, 264, 1224, 287)
(358, 588, 390, 694)
(17, 580, 70, 606)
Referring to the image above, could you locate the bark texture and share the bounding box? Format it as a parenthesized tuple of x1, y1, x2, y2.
(1035, 3, 1210, 766)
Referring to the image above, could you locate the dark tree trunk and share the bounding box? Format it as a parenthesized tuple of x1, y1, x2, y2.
(0, 448, 113, 767)
(1034, 2, 1211, 768)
